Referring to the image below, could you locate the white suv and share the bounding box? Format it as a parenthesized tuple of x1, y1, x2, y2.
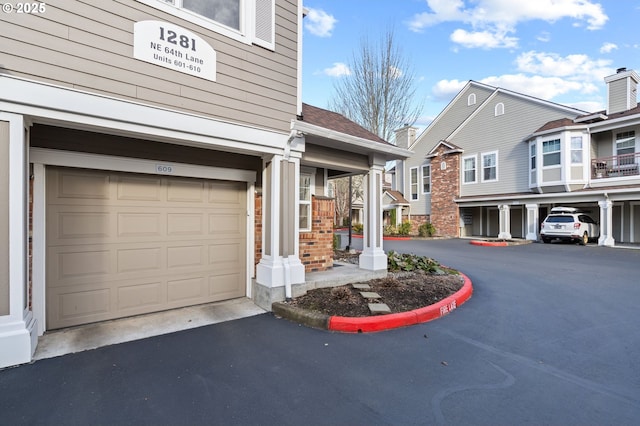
(540, 207, 599, 245)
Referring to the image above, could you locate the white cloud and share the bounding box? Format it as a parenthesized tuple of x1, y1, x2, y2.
(304, 8, 337, 37)
(537, 31, 551, 42)
(323, 62, 351, 77)
(599, 42, 618, 53)
(432, 79, 468, 101)
(569, 101, 603, 113)
(479, 74, 586, 100)
(450, 29, 518, 49)
(408, 0, 608, 49)
(515, 51, 614, 82)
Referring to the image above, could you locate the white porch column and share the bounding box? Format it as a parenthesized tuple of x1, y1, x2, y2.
(256, 155, 305, 307)
(498, 204, 512, 239)
(525, 203, 539, 241)
(359, 163, 387, 271)
(598, 199, 615, 246)
(0, 113, 36, 369)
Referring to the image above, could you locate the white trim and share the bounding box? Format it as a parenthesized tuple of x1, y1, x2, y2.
(30, 148, 256, 183)
(494, 102, 505, 116)
(32, 163, 46, 336)
(299, 168, 315, 232)
(421, 164, 431, 194)
(0, 75, 288, 156)
(462, 154, 477, 184)
(409, 166, 419, 201)
(481, 150, 498, 182)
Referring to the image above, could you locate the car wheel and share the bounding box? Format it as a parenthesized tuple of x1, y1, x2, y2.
(542, 237, 550, 243)
(580, 232, 589, 246)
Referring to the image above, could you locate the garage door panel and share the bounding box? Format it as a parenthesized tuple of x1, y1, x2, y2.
(116, 175, 162, 201)
(46, 167, 247, 330)
(167, 213, 204, 235)
(117, 247, 162, 273)
(167, 245, 206, 269)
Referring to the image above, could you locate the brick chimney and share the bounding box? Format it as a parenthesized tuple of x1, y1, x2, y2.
(605, 67, 639, 114)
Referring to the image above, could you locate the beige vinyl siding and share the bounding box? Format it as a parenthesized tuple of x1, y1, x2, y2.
(608, 79, 628, 114)
(404, 84, 494, 215)
(457, 93, 577, 197)
(0, 122, 9, 315)
(0, 0, 298, 133)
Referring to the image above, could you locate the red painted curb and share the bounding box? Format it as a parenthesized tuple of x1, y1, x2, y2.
(328, 272, 473, 333)
(470, 240, 508, 247)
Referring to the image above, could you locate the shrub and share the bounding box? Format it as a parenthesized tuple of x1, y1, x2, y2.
(397, 220, 412, 236)
(418, 222, 436, 237)
(352, 223, 363, 233)
(384, 224, 397, 236)
(333, 233, 339, 250)
(387, 250, 457, 275)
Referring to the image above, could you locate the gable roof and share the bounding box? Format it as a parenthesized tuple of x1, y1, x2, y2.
(384, 189, 409, 205)
(426, 140, 464, 158)
(300, 103, 388, 144)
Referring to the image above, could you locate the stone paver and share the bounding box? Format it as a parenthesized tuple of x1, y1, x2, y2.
(367, 303, 391, 314)
(352, 283, 371, 290)
(360, 291, 381, 299)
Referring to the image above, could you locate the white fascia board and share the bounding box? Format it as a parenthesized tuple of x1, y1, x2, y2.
(526, 125, 588, 141)
(291, 120, 413, 159)
(455, 187, 640, 205)
(0, 74, 287, 155)
(588, 114, 640, 133)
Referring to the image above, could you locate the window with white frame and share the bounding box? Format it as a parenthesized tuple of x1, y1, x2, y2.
(482, 151, 497, 181)
(570, 136, 583, 164)
(530, 143, 536, 170)
(410, 167, 419, 200)
(616, 131, 635, 165)
(422, 164, 431, 193)
(463, 156, 477, 184)
(495, 102, 504, 116)
(542, 139, 561, 166)
(137, 0, 275, 49)
(299, 173, 312, 231)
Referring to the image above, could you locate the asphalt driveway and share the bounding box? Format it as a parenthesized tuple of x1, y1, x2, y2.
(1, 239, 639, 425)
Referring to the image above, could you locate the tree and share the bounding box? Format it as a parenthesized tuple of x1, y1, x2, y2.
(331, 175, 363, 226)
(329, 29, 423, 142)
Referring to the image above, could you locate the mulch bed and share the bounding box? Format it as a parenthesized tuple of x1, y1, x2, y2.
(286, 271, 464, 317)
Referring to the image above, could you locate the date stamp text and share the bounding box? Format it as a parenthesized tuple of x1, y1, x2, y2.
(2, 2, 47, 14)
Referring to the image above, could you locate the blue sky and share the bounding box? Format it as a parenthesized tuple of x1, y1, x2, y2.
(301, 0, 640, 130)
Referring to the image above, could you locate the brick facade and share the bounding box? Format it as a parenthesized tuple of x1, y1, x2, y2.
(401, 214, 430, 235)
(254, 194, 335, 273)
(429, 146, 461, 237)
(300, 196, 335, 272)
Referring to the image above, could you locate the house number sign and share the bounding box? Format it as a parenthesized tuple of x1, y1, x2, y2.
(134, 20, 217, 81)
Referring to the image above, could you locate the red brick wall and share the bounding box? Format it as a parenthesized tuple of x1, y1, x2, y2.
(254, 193, 262, 272)
(401, 214, 430, 235)
(429, 146, 461, 237)
(300, 196, 335, 272)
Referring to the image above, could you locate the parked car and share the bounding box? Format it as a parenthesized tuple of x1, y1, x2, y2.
(540, 207, 599, 245)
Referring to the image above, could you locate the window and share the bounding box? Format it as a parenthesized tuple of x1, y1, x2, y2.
(542, 139, 561, 166)
(495, 102, 504, 116)
(571, 136, 583, 164)
(137, 0, 275, 49)
(299, 173, 312, 231)
(467, 93, 476, 106)
(530, 143, 536, 170)
(422, 164, 431, 193)
(410, 167, 419, 200)
(482, 151, 497, 181)
(616, 131, 635, 165)
(463, 156, 477, 184)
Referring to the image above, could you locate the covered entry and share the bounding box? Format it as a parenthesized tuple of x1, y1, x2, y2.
(46, 167, 247, 329)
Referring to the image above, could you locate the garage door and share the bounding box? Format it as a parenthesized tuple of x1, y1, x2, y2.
(46, 167, 247, 330)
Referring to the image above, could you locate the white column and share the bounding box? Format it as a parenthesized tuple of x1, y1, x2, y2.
(498, 204, 512, 239)
(525, 203, 539, 241)
(359, 164, 387, 271)
(256, 156, 304, 294)
(598, 199, 615, 246)
(0, 113, 36, 369)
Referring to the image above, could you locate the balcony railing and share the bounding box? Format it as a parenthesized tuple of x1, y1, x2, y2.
(592, 153, 640, 178)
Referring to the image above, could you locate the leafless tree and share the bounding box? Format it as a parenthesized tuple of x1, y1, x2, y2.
(329, 29, 423, 142)
(331, 175, 364, 226)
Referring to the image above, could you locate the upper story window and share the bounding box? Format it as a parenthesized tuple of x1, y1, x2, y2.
(530, 143, 536, 170)
(410, 167, 419, 201)
(571, 136, 583, 164)
(463, 155, 477, 184)
(542, 139, 561, 166)
(494, 102, 504, 116)
(422, 164, 431, 193)
(138, 0, 275, 49)
(482, 151, 498, 182)
(467, 93, 476, 106)
(616, 131, 635, 165)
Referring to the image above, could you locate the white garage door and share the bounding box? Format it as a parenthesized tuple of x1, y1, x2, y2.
(46, 167, 247, 330)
